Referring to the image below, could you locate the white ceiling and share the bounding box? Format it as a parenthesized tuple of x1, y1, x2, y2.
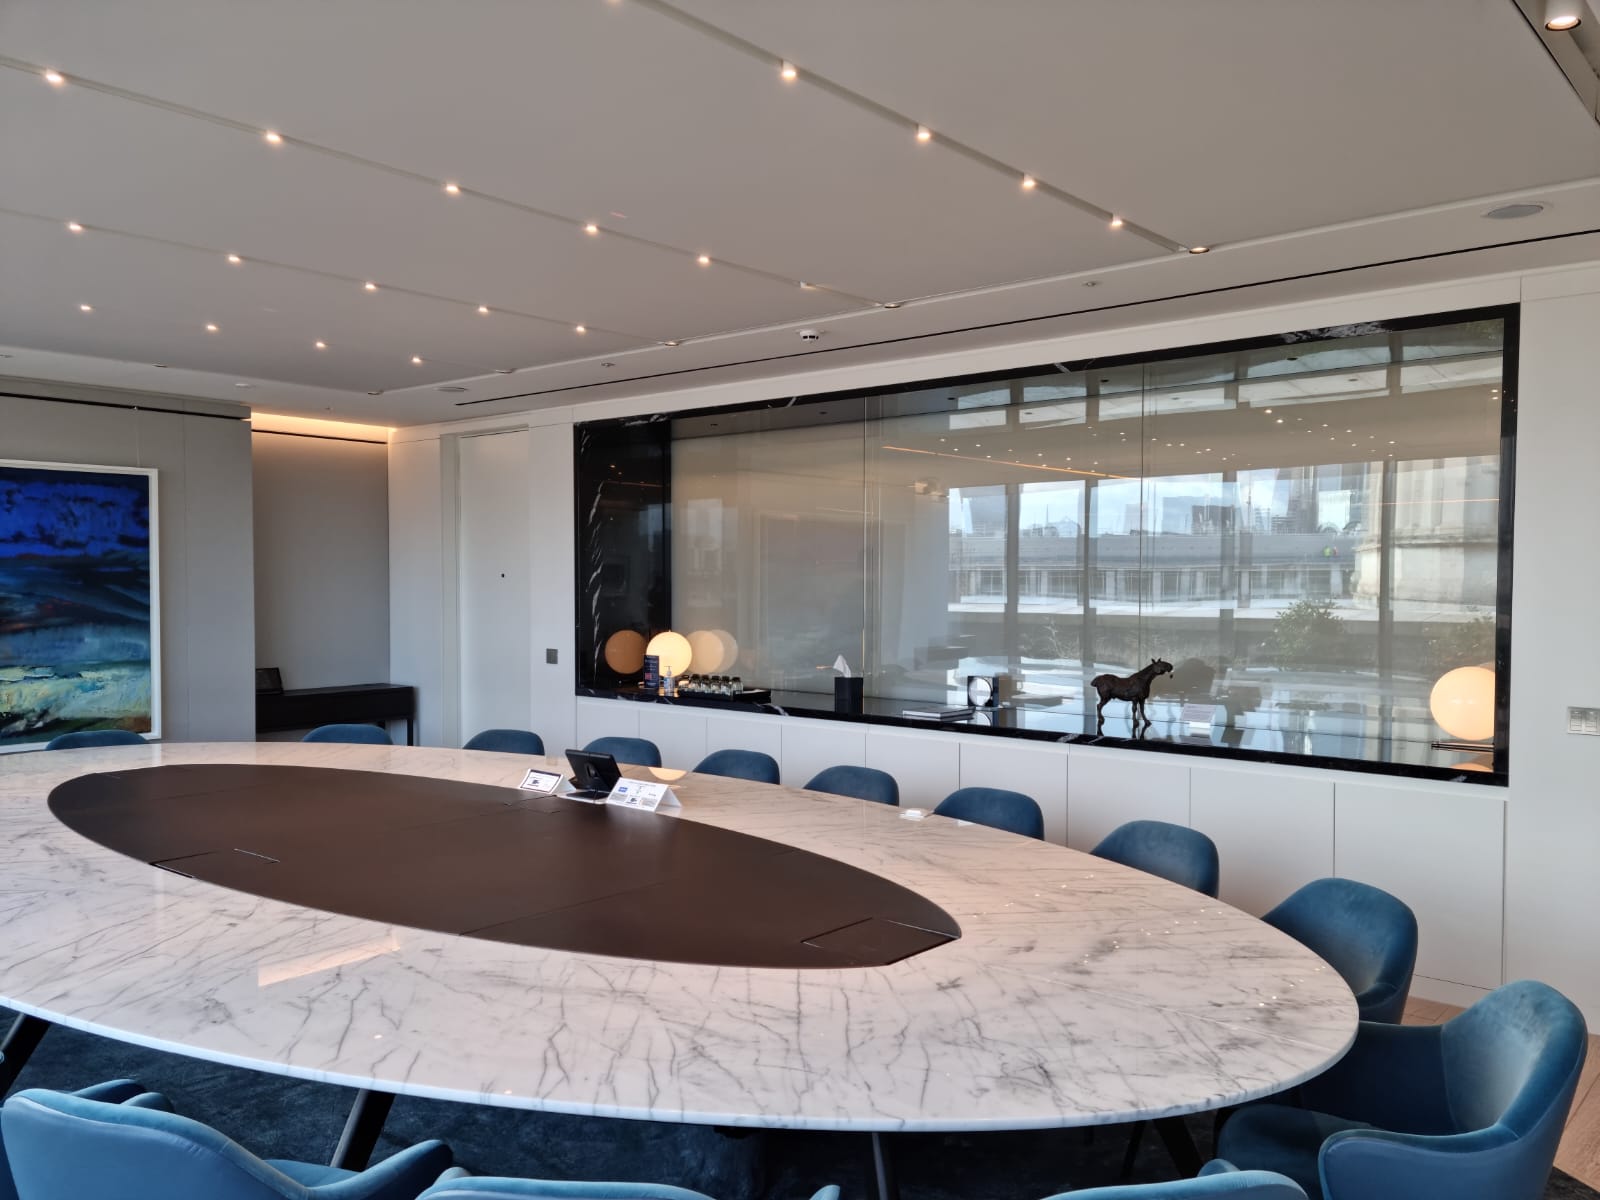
(1, 0, 1597, 425)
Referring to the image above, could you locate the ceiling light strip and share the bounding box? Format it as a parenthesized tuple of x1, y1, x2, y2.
(0, 54, 882, 309)
(0, 202, 653, 348)
(623, 0, 1185, 253)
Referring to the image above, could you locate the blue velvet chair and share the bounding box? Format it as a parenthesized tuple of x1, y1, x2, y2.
(1039, 1160, 1307, 1199)
(421, 1169, 839, 1199)
(583, 736, 662, 767)
(1092, 820, 1220, 897)
(1217, 979, 1588, 1200)
(0, 1078, 170, 1200)
(802, 765, 899, 807)
(302, 723, 393, 746)
(43, 729, 145, 750)
(692, 748, 780, 784)
(1261, 878, 1418, 1024)
(2, 1087, 452, 1200)
(933, 787, 1044, 839)
(464, 729, 547, 755)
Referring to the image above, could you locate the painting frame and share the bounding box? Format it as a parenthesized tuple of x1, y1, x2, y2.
(0, 458, 161, 752)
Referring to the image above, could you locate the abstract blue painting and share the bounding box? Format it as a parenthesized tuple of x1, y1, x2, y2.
(0, 460, 159, 750)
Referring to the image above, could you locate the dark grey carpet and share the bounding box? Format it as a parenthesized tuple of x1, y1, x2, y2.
(4, 1017, 1595, 1199)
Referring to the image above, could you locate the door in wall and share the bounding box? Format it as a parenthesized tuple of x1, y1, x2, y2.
(457, 430, 532, 741)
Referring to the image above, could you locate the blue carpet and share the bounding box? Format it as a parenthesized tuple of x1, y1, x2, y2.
(3, 1016, 1595, 1199)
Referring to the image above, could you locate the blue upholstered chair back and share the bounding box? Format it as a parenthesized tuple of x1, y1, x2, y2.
(2, 1088, 449, 1200)
(1039, 1160, 1306, 1199)
(0, 1078, 164, 1200)
(933, 787, 1044, 839)
(43, 729, 145, 751)
(464, 728, 547, 755)
(301, 723, 393, 745)
(1262, 878, 1418, 1023)
(802, 764, 899, 807)
(692, 748, 780, 784)
(421, 1168, 841, 1199)
(1442, 979, 1588, 1138)
(583, 736, 662, 767)
(1091, 820, 1220, 897)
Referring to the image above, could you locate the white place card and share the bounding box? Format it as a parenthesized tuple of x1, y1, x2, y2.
(1179, 702, 1216, 738)
(518, 768, 564, 794)
(607, 779, 682, 812)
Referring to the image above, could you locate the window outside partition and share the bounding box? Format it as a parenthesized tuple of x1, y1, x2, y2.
(584, 308, 1512, 780)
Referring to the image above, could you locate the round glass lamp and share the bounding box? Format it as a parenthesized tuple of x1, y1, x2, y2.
(1429, 665, 1495, 743)
(603, 629, 646, 675)
(688, 629, 727, 674)
(646, 630, 693, 678)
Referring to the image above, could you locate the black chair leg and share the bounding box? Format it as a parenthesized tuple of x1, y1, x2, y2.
(1120, 1119, 1147, 1178)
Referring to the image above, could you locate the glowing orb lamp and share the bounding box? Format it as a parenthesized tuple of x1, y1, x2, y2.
(688, 629, 727, 674)
(603, 629, 646, 675)
(1429, 665, 1495, 743)
(646, 630, 693, 678)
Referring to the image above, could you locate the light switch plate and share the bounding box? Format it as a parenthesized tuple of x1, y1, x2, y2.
(545, 648, 559, 665)
(1569, 707, 1600, 735)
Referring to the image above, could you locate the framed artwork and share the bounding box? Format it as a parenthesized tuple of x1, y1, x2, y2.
(0, 460, 160, 751)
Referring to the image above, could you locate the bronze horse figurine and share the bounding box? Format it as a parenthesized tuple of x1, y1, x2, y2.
(1091, 658, 1173, 732)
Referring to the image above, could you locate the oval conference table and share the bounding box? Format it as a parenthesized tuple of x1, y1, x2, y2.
(0, 743, 1357, 1197)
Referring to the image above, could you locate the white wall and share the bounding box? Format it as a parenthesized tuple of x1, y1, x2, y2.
(252, 430, 389, 690)
(389, 258, 1600, 1021)
(1, 380, 255, 742)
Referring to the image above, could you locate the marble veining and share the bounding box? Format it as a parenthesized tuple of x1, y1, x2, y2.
(0, 743, 1356, 1132)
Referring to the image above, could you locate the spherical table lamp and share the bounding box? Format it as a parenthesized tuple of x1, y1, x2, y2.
(1429, 665, 1495, 745)
(646, 630, 693, 678)
(603, 630, 647, 675)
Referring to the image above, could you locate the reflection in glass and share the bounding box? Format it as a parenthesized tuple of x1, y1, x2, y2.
(643, 313, 1510, 775)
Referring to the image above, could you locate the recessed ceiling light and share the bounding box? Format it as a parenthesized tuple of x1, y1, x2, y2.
(227, 253, 242, 264)
(262, 130, 283, 145)
(314, 340, 327, 349)
(1082, 280, 1100, 288)
(494, 368, 513, 374)
(583, 222, 600, 235)
(411, 355, 424, 364)
(696, 254, 711, 266)
(437, 385, 467, 393)
(915, 124, 933, 142)
(477, 304, 490, 314)
(882, 301, 902, 309)
(661, 340, 681, 347)
(1544, 0, 1583, 28)
(43, 69, 65, 86)
(367, 390, 383, 395)
(152, 363, 168, 368)
(1020, 174, 1037, 190)
(780, 60, 798, 81)
(234, 382, 252, 388)
(443, 182, 461, 195)
(78, 303, 92, 312)
(205, 323, 219, 332)
(1484, 202, 1545, 219)
(601, 362, 616, 368)
(66, 221, 83, 233)
(1188, 245, 1211, 254)
(575, 324, 587, 334)
(798, 281, 813, 289)
(363, 281, 377, 292)
(1108, 216, 1125, 231)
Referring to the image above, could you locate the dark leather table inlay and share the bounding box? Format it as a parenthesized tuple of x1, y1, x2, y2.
(49, 764, 960, 969)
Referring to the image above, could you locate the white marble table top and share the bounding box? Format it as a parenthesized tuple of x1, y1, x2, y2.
(0, 742, 1356, 1132)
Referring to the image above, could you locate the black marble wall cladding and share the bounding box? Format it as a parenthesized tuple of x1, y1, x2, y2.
(575, 419, 671, 690)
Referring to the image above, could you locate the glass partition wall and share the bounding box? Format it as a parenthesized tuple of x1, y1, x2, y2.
(576, 307, 1514, 781)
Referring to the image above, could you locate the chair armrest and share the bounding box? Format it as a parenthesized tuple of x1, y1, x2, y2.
(317, 1139, 452, 1200)
(1320, 1126, 1519, 1200)
(72, 1080, 146, 1104)
(807, 1189, 841, 1200)
(1300, 1021, 1449, 1131)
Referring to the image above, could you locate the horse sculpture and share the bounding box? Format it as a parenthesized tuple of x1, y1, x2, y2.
(1091, 658, 1173, 732)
